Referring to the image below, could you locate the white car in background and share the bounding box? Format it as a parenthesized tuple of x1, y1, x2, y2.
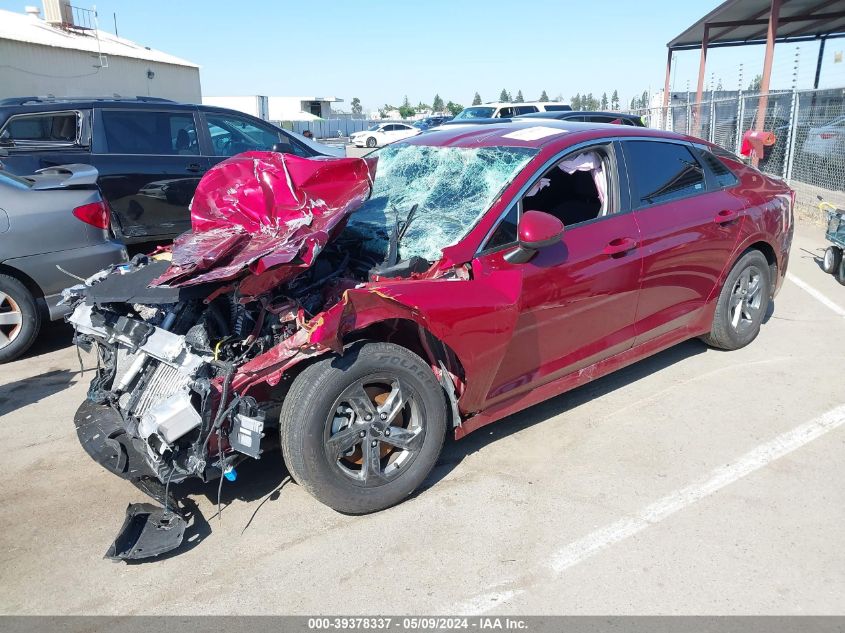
(350, 123, 420, 148)
(802, 115, 845, 159)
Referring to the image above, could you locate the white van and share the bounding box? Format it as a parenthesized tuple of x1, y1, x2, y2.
(452, 102, 571, 120)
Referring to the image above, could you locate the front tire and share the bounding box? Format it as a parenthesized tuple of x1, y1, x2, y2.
(0, 274, 41, 364)
(280, 341, 447, 514)
(701, 250, 770, 351)
(822, 246, 842, 274)
(365, 136, 377, 148)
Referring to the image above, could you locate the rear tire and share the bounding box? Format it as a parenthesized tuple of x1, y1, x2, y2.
(822, 246, 842, 274)
(701, 250, 770, 351)
(0, 274, 41, 364)
(280, 341, 447, 514)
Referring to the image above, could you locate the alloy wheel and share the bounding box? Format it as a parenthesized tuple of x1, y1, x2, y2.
(0, 291, 23, 349)
(324, 375, 425, 487)
(729, 265, 764, 334)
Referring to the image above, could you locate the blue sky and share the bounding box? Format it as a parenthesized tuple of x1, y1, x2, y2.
(2, 0, 842, 110)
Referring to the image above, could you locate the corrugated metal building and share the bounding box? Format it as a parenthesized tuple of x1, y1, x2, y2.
(202, 96, 344, 121)
(0, 3, 201, 102)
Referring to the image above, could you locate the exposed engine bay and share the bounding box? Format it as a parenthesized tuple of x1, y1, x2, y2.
(64, 148, 491, 560)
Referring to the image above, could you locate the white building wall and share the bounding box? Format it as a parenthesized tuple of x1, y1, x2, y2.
(0, 40, 202, 102)
(202, 96, 266, 118)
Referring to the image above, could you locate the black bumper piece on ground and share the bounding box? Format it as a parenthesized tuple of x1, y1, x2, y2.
(75, 400, 187, 561)
(105, 503, 187, 561)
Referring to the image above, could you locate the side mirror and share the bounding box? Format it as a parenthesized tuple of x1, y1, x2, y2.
(504, 210, 564, 264)
(271, 142, 290, 153)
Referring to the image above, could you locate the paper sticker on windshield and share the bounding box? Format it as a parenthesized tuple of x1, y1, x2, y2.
(501, 126, 567, 141)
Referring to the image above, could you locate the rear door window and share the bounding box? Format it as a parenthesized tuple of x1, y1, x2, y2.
(101, 110, 199, 155)
(624, 141, 706, 207)
(695, 148, 739, 188)
(514, 106, 539, 115)
(0, 111, 81, 147)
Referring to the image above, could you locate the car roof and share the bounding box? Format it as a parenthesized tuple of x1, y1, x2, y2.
(405, 119, 692, 149)
(0, 97, 197, 115)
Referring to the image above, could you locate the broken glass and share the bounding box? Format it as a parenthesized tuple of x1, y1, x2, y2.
(347, 144, 537, 262)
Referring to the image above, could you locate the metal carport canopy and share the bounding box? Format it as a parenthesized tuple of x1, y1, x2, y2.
(661, 0, 845, 144)
(668, 0, 845, 50)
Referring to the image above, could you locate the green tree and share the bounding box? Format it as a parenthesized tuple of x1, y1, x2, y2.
(601, 92, 608, 110)
(571, 93, 582, 110)
(611, 90, 619, 110)
(630, 96, 639, 110)
(585, 92, 596, 110)
(499, 88, 510, 102)
(539, 90, 549, 102)
(515, 89, 524, 102)
(398, 95, 415, 119)
(472, 92, 482, 105)
(432, 94, 445, 113)
(351, 97, 362, 116)
(747, 74, 762, 92)
(641, 90, 649, 109)
(417, 101, 430, 112)
(446, 101, 463, 116)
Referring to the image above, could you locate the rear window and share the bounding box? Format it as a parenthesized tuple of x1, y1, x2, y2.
(542, 104, 573, 112)
(101, 110, 199, 155)
(0, 111, 80, 146)
(625, 141, 706, 206)
(697, 149, 739, 188)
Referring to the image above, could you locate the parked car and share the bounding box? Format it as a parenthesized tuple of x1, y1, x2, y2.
(0, 164, 127, 363)
(516, 110, 646, 126)
(803, 115, 845, 159)
(66, 121, 792, 559)
(453, 102, 572, 120)
(0, 96, 342, 244)
(413, 116, 453, 130)
(350, 122, 420, 148)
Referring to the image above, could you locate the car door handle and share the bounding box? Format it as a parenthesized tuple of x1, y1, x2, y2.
(604, 237, 638, 256)
(186, 163, 203, 173)
(714, 209, 738, 224)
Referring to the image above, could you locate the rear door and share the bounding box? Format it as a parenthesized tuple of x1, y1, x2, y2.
(93, 107, 207, 241)
(622, 139, 747, 344)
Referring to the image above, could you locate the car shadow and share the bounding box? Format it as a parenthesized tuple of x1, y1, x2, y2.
(419, 338, 709, 493)
(0, 366, 82, 417)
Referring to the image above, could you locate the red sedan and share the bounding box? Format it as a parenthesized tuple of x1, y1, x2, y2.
(69, 120, 793, 559)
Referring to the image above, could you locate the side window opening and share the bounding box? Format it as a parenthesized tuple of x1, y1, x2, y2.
(1, 111, 81, 147)
(522, 148, 611, 226)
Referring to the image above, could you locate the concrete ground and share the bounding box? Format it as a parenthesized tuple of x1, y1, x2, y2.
(1, 221, 843, 615)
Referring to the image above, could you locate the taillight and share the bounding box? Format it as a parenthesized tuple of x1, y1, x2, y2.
(819, 132, 840, 140)
(72, 200, 110, 229)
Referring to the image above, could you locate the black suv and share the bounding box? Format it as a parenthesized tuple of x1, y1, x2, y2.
(0, 97, 335, 243)
(515, 110, 646, 126)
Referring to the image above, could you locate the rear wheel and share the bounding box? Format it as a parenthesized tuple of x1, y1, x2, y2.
(0, 274, 41, 364)
(822, 246, 842, 274)
(701, 250, 770, 351)
(836, 257, 845, 286)
(280, 341, 447, 514)
(365, 136, 377, 148)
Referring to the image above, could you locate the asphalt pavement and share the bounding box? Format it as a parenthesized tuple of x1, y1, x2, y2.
(1, 221, 843, 615)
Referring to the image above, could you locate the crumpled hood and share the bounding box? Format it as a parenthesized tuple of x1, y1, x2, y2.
(151, 151, 376, 297)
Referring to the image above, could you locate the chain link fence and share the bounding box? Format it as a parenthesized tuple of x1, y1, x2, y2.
(631, 88, 845, 221)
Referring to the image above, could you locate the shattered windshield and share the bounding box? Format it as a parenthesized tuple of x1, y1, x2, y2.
(454, 107, 496, 120)
(347, 143, 537, 262)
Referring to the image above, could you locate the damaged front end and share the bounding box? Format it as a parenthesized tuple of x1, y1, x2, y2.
(67, 151, 379, 560)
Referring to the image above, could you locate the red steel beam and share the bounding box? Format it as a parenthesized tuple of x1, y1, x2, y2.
(662, 48, 673, 129)
(754, 0, 782, 166)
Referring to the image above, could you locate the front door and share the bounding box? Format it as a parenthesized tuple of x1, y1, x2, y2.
(93, 108, 207, 242)
(477, 142, 643, 407)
